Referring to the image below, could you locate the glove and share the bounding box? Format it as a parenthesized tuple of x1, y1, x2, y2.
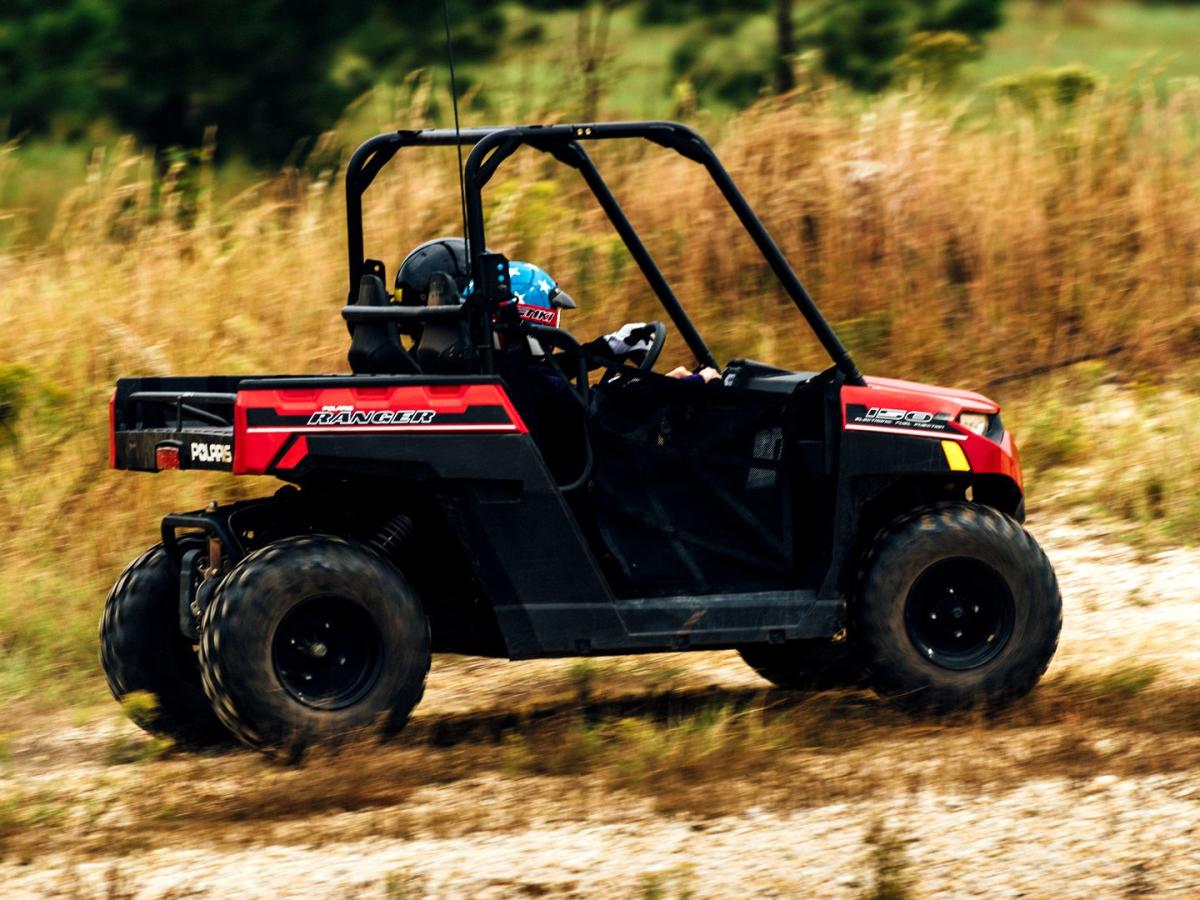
(585, 322, 658, 366)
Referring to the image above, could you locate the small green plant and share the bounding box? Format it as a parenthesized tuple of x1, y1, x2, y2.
(642, 663, 686, 690)
(1126, 588, 1152, 608)
(1083, 390, 1200, 547)
(863, 820, 914, 900)
(1098, 663, 1159, 700)
(990, 65, 1103, 108)
(640, 864, 695, 900)
(119, 691, 160, 731)
(0, 362, 70, 446)
(25, 801, 67, 827)
(104, 733, 174, 766)
(384, 869, 422, 899)
(106, 699, 174, 765)
(895, 31, 980, 90)
(641, 873, 666, 900)
(501, 718, 603, 776)
(102, 864, 135, 900)
(0, 363, 33, 443)
(1012, 390, 1093, 473)
(0, 797, 22, 859)
(567, 659, 597, 698)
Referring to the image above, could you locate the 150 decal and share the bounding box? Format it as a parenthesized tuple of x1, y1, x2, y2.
(846, 404, 954, 435)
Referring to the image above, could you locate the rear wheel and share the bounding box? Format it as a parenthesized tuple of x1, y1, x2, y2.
(198, 535, 429, 753)
(738, 641, 865, 691)
(855, 502, 1060, 711)
(99, 544, 229, 745)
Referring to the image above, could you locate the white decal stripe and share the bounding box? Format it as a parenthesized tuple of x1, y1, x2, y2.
(245, 424, 519, 434)
(844, 423, 967, 441)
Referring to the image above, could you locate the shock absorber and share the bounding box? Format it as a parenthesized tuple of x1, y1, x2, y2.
(371, 513, 415, 558)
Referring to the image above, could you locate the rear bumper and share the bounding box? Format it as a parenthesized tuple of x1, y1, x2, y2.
(113, 427, 234, 472)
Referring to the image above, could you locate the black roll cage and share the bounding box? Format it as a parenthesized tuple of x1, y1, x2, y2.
(343, 121, 865, 386)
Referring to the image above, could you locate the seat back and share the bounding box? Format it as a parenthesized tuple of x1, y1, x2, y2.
(413, 272, 472, 374)
(347, 274, 421, 375)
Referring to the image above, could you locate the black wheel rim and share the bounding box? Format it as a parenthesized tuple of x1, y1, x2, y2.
(272, 595, 383, 710)
(904, 557, 1015, 671)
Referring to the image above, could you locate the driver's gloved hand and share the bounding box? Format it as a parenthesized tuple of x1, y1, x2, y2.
(666, 366, 721, 384)
(582, 322, 656, 369)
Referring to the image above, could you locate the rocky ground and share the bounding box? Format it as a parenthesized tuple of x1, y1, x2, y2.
(2, 509, 1198, 899)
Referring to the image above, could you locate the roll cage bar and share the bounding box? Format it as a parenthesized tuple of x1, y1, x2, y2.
(343, 121, 865, 386)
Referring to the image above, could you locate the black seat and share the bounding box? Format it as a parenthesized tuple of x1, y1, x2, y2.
(412, 272, 473, 374)
(347, 274, 421, 375)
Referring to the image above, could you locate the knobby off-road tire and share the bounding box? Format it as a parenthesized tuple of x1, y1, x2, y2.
(198, 535, 430, 754)
(856, 502, 1061, 711)
(738, 641, 866, 692)
(99, 544, 229, 745)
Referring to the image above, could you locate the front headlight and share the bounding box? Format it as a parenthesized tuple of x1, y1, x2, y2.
(957, 412, 990, 436)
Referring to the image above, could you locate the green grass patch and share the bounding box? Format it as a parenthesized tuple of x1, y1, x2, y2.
(1097, 662, 1160, 700)
(1005, 376, 1200, 548)
(967, 1, 1200, 89)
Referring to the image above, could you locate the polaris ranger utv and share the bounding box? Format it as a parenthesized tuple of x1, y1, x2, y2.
(101, 122, 1060, 751)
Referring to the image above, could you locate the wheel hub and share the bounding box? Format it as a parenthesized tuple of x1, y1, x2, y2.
(904, 558, 1015, 671)
(271, 595, 383, 709)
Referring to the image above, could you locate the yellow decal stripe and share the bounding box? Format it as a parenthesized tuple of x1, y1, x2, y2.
(942, 440, 971, 472)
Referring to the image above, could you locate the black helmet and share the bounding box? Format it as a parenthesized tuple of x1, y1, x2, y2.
(396, 237, 472, 306)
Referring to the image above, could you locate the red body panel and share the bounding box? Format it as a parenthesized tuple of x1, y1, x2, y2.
(842, 379, 1022, 491)
(275, 436, 309, 470)
(233, 382, 527, 476)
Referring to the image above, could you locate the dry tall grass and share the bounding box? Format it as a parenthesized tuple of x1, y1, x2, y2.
(0, 80, 1197, 698)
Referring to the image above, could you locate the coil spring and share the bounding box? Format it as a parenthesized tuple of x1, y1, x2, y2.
(371, 513, 415, 557)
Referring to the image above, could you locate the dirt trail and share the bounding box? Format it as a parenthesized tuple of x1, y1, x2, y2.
(2, 513, 1199, 899)
(12, 772, 1200, 899)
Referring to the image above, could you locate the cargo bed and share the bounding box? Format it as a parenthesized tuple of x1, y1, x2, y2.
(110, 376, 253, 472)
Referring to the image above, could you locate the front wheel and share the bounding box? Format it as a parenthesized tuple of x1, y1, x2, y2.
(855, 502, 1061, 711)
(198, 535, 430, 753)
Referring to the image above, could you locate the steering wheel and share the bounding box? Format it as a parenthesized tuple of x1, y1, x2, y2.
(592, 320, 668, 375)
(636, 321, 668, 372)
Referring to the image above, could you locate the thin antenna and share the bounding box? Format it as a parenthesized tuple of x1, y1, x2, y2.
(441, 0, 470, 252)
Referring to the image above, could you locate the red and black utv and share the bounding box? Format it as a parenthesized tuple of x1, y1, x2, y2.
(102, 122, 1060, 751)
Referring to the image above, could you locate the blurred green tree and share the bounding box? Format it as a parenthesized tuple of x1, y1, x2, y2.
(661, 0, 1004, 104)
(0, 0, 116, 140)
(106, 0, 377, 161)
(808, 0, 1003, 91)
(808, 0, 911, 92)
(0, 0, 505, 162)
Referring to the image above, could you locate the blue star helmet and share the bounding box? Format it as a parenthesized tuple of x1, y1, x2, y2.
(466, 261, 577, 328)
